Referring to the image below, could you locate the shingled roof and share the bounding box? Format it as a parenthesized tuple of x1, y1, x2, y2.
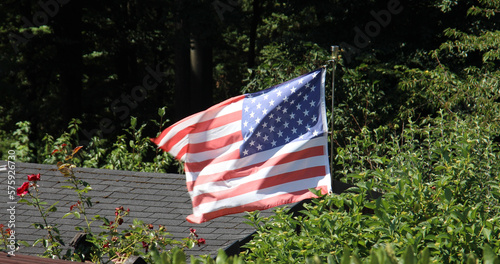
(0, 161, 278, 258)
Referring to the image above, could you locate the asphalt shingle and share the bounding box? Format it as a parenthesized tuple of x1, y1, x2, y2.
(0, 161, 277, 258)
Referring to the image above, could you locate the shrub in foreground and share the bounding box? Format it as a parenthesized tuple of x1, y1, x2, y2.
(241, 112, 500, 263)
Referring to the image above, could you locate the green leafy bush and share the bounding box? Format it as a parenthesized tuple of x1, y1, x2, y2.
(241, 111, 500, 263)
(7, 108, 182, 174)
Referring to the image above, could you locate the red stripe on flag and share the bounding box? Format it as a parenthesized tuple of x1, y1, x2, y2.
(152, 111, 241, 158)
(191, 166, 326, 206)
(150, 95, 245, 154)
(187, 131, 243, 154)
(186, 145, 325, 192)
(185, 185, 329, 224)
(150, 130, 179, 153)
(190, 110, 242, 134)
(173, 145, 188, 161)
(185, 149, 241, 173)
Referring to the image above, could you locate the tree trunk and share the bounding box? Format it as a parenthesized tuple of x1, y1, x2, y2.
(116, 0, 138, 92)
(189, 35, 213, 114)
(248, 0, 261, 69)
(174, 0, 191, 121)
(53, 0, 83, 123)
(174, 0, 214, 120)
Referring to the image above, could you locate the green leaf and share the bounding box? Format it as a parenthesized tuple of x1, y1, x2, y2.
(444, 188, 453, 201)
(419, 248, 430, 264)
(18, 198, 30, 204)
(158, 107, 166, 117)
(341, 247, 351, 264)
(33, 238, 44, 246)
(32, 223, 44, 229)
(434, 165, 447, 171)
(62, 212, 73, 219)
(483, 244, 500, 264)
(216, 249, 228, 264)
(63, 211, 80, 219)
(308, 188, 323, 197)
(483, 228, 492, 241)
(130, 116, 137, 129)
(351, 254, 363, 264)
(19, 240, 31, 247)
(47, 205, 58, 213)
(403, 246, 415, 264)
(466, 253, 478, 264)
(370, 250, 380, 264)
(172, 247, 186, 264)
(306, 256, 322, 264)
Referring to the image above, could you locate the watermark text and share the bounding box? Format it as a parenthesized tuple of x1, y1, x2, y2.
(3, 150, 17, 256)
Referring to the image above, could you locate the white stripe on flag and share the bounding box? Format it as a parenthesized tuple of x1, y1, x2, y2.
(186, 136, 327, 183)
(191, 176, 330, 216)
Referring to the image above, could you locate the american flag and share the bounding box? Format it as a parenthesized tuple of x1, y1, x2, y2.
(151, 68, 331, 223)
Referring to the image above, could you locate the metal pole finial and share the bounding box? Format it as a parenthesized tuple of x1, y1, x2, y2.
(331, 46, 339, 60)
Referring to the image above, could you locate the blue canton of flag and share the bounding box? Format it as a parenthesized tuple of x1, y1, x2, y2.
(241, 69, 325, 156)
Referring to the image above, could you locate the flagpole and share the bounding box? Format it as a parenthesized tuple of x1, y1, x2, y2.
(329, 46, 339, 185)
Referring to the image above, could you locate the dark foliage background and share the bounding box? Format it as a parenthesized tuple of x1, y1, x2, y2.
(1, 0, 500, 262)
